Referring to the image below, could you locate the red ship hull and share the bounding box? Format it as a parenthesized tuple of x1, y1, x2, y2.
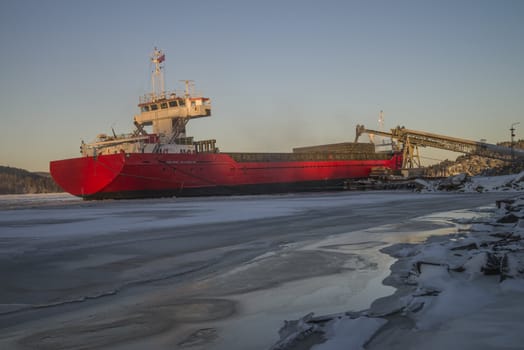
(50, 152, 403, 199)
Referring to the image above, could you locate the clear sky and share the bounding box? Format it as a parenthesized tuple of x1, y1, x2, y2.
(1, 0, 523, 171)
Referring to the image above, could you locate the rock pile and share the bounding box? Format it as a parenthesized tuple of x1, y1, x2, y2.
(425, 155, 506, 177)
(425, 140, 524, 177)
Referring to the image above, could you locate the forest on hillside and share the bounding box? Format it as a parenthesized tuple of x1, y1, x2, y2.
(0, 166, 62, 194)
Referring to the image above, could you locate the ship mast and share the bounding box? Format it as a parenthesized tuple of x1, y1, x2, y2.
(181, 80, 194, 98)
(151, 47, 165, 100)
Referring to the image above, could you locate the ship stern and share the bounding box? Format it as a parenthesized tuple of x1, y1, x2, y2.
(50, 154, 126, 198)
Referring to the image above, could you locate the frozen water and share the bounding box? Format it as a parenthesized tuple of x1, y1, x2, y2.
(0, 190, 517, 350)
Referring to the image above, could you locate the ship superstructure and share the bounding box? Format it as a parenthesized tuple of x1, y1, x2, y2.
(81, 48, 214, 158)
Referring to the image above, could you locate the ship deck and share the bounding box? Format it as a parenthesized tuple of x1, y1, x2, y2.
(226, 151, 394, 163)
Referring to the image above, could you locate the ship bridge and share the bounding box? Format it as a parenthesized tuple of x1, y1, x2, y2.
(134, 89, 211, 142)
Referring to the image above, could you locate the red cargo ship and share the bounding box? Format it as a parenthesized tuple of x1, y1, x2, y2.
(50, 48, 402, 199)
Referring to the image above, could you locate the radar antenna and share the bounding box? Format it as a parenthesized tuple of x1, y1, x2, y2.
(180, 80, 195, 97)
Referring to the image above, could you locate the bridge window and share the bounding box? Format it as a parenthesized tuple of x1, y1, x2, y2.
(169, 100, 178, 107)
(179, 99, 186, 106)
(141, 105, 150, 112)
(160, 102, 168, 109)
(150, 104, 159, 111)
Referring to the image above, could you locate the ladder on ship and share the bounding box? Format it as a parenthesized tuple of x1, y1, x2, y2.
(167, 118, 189, 144)
(355, 124, 524, 169)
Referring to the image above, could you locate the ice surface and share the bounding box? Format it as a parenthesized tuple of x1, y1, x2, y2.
(1, 181, 522, 350)
(270, 186, 524, 350)
(0, 192, 439, 238)
(312, 316, 387, 350)
(366, 193, 524, 349)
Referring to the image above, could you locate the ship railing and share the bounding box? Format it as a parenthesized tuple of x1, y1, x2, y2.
(85, 135, 150, 148)
(139, 90, 205, 104)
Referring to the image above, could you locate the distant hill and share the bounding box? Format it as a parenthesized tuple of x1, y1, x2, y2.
(0, 166, 63, 194)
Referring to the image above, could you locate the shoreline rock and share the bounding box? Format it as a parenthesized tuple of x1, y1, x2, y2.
(270, 193, 524, 350)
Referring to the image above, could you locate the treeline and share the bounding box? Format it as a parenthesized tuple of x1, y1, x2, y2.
(0, 166, 63, 194)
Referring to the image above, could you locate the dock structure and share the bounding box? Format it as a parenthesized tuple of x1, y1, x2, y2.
(355, 125, 524, 169)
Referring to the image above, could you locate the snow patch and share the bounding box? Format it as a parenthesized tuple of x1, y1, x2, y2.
(312, 316, 387, 350)
(416, 172, 524, 193)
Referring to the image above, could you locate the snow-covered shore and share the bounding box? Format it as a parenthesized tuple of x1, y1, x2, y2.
(271, 174, 524, 350)
(415, 170, 524, 193)
(367, 194, 524, 350)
